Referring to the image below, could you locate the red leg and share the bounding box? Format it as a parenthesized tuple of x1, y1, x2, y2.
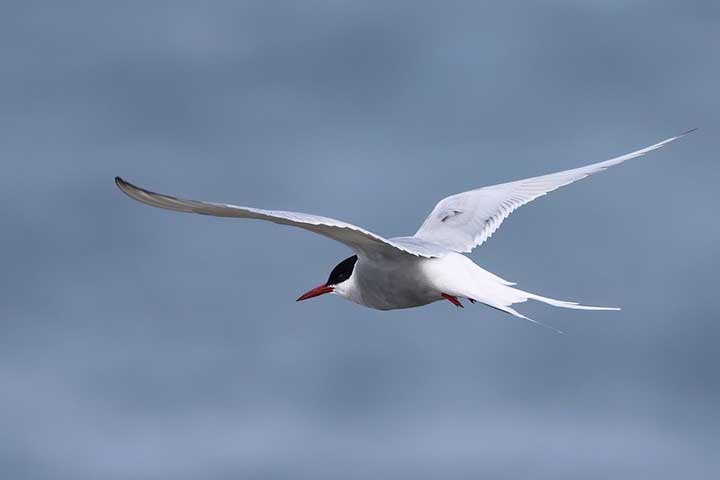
(442, 293, 464, 308)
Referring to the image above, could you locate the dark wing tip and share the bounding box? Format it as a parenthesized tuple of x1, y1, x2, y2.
(679, 127, 699, 137)
(115, 176, 151, 195)
(114, 177, 192, 211)
(115, 176, 141, 197)
(115, 176, 148, 200)
(115, 176, 136, 190)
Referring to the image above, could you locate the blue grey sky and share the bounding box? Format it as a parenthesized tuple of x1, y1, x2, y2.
(1, 1, 718, 479)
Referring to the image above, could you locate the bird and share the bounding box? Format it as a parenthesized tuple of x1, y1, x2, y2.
(116, 130, 694, 332)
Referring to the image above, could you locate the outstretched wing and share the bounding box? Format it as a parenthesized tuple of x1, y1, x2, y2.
(413, 130, 695, 253)
(115, 177, 442, 259)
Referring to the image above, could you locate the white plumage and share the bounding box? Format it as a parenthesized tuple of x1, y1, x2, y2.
(413, 131, 693, 252)
(116, 130, 693, 331)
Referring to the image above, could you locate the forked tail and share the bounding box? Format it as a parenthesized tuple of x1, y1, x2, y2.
(464, 270, 620, 334)
(524, 291, 620, 312)
(441, 256, 620, 333)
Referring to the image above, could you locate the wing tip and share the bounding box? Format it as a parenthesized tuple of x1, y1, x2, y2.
(115, 176, 160, 198)
(115, 176, 133, 191)
(678, 127, 699, 138)
(115, 176, 144, 199)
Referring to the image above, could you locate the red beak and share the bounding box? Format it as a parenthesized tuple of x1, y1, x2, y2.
(296, 284, 334, 302)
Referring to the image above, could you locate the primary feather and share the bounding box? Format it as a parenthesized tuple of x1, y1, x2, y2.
(414, 130, 696, 253)
(114, 176, 439, 259)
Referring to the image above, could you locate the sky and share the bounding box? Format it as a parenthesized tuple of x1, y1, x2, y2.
(1, 1, 718, 479)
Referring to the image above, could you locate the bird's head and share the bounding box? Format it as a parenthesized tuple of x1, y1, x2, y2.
(296, 255, 358, 302)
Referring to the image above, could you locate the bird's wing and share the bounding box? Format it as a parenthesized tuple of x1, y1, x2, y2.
(413, 130, 694, 253)
(115, 177, 442, 259)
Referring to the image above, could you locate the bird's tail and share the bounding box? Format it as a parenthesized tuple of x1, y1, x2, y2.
(461, 263, 619, 333)
(523, 291, 620, 311)
(477, 285, 619, 334)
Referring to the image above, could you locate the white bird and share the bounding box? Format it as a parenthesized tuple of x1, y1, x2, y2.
(116, 130, 694, 332)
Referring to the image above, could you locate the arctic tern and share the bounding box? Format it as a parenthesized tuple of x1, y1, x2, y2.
(116, 130, 694, 332)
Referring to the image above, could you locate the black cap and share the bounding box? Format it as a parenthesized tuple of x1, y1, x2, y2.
(326, 255, 358, 286)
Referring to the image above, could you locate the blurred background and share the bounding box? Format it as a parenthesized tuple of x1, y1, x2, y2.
(1, 1, 718, 478)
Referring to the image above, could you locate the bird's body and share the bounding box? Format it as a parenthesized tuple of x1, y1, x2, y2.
(337, 248, 441, 310)
(339, 250, 610, 332)
(341, 251, 501, 310)
(116, 130, 694, 331)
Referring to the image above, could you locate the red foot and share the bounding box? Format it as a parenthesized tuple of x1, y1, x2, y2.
(442, 293, 464, 308)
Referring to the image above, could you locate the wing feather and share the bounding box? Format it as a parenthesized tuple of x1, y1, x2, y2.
(115, 177, 441, 259)
(414, 130, 695, 252)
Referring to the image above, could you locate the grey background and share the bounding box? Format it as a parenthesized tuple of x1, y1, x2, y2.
(1, 1, 718, 479)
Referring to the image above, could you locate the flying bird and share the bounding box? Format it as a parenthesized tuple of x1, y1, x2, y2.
(116, 131, 694, 332)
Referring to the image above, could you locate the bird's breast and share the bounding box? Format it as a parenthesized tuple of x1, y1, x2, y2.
(349, 258, 440, 310)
